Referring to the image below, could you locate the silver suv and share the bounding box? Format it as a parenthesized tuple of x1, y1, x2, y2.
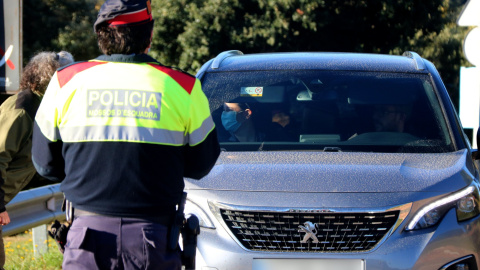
(184, 51, 480, 270)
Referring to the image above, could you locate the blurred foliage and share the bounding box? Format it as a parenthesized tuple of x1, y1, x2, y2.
(23, 0, 100, 63)
(23, 0, 470, 107)
(150, 0, 470, 106)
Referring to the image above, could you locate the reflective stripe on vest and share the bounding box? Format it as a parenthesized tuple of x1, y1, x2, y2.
(36, 114, 214, 145)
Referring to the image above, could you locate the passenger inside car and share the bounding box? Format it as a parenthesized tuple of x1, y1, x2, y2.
(264, 108, 298, 141)
(220, 102, 266, 142)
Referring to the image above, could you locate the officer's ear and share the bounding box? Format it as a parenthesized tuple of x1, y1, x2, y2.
(145, 30, 153, 54)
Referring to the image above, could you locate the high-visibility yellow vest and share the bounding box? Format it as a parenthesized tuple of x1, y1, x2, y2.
(35, 59, 215, 146)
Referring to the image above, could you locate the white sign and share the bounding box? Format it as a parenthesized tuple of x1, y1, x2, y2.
(241, 87, 263, 97)
(458, 0, 480, 148)
(459, 67, 480, 148)
(464, 27, 480, 66)
(458, 0, 480, 26)
(459, 67, 480, 127)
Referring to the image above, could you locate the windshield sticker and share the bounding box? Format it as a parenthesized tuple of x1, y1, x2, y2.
(241, 87, 263, 97)
(86, 89, 161, 120)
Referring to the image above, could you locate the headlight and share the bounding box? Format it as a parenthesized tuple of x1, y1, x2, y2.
(406, 184, 480, 231)
(184, 199, 216, 229)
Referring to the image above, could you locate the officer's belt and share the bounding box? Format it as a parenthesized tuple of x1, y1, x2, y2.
(74, 209, 173, 226)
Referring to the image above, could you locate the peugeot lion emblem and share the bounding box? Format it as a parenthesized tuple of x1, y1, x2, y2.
(298, 221, 319, 243)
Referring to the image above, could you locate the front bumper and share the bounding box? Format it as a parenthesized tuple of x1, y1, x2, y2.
(194, 207, 480, 270)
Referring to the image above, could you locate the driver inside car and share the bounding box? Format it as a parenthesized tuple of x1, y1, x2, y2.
(372, 104, 410, 132)
(348, 103, 412, 140)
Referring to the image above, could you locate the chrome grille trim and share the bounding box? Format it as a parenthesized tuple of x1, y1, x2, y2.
(209, 202, 412, 253)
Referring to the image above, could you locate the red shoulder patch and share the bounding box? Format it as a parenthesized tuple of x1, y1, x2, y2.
(57, 61, 107, 88)
(148, 64, 196, 94)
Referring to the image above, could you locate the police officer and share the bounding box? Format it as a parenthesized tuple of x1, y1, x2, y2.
(32, 0, 220, 269)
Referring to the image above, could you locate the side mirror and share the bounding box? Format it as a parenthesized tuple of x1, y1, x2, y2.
(473, 149, 480, 160)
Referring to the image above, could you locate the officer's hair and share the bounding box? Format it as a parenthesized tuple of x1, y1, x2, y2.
(96, 20, 154, 55)
(20, 51, 74, 95)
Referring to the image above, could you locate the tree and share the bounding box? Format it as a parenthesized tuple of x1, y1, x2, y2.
(22, 0, 468, 107)
(150, 0, 468, 106)
(23, 0, 99, 63)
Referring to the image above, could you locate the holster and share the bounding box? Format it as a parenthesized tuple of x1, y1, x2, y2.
(166, 192, 200, 270)
(181, 215, 200, 270)
(167, 192, 187, 251)
(48, 220, 70, 253)
(48, 196, 72, 254)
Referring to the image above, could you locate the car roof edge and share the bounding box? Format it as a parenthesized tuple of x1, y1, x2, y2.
(212, 50, 244, 69)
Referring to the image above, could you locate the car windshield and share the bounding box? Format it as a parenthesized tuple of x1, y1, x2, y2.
(201, 70, 454, 153)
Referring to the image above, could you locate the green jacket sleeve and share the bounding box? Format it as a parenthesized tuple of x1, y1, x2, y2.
(0, 109, 34, 212)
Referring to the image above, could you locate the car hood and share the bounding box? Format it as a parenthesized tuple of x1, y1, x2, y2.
(185, 149, 473, 193)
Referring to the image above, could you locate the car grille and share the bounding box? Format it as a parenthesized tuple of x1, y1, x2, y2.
(219, 209, 400, 252)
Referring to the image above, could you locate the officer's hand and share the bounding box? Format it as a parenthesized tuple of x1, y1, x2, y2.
(0, 211, 10, 225)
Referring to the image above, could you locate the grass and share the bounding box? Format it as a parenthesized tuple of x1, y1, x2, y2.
(3, 230, 63, 270)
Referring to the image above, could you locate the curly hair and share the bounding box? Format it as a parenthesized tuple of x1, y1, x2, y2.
(19, 51, 74, 95)
(96, 20, 154, 55)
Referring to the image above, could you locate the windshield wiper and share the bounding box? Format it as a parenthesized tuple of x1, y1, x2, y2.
(258, 141, 265, 151)
(323, 147, 342, 152)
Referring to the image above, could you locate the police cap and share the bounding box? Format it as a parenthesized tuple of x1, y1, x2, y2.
(94, 0, 153, 32)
